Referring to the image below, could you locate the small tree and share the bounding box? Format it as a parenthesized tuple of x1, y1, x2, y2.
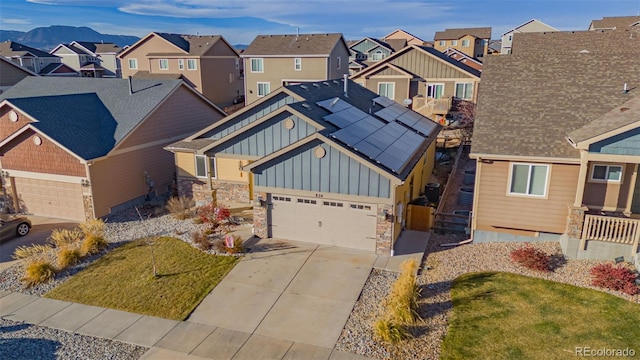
(136, 206, 158, 278)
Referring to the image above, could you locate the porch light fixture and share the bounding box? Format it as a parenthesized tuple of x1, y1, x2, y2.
(81, 179, 91, 187)
(1, 171, 9, 178)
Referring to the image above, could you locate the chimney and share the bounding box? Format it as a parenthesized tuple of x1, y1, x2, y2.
(128, 76, 133, 95)
(343, 74, 348, 98)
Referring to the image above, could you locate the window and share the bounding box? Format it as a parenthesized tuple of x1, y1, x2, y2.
(509, 163, 549, 196)
(337, 57, 341, 69)
(294, 57, 301, 71)
(159, 59, 169, 70)
(508, 35, 513, 41)
(427, 83, 444, 99)
(187, 59, 197, 70)
(178, 59, 184, 70)
(195, 155, 216, 178)
(590, 164, 623, 182)
(235, 58, 240, 69)
(250, 58, 263, 72)
(257, 82, 270, 97)
(439, 40, 446, 46)
(462, 39, 470, 47)
(451, 40, 458, 46)
(128, 58, 137, 69)
(455, 83, 473, 99)
(371, 50, 384, 61)
(378, 82, 395, 100)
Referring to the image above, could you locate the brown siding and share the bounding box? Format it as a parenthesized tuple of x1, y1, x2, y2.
(327, 41, 350, 80)
(583, 163, 634, 210)
(89, 145, 174, 217)
(1, 128, 86, 177)
(475, 160, 579, 234)
(117, 86, 224, 149)
(390, 48, 472, 79)
(0, 61, 33, 87)
(0, 106, 33, 139)
(200, 57, 243, 105)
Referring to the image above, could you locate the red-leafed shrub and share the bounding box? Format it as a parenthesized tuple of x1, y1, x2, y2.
(590, 263, 639, 296)
(509, 244, 551, 272)
(196, 203, 235, 234)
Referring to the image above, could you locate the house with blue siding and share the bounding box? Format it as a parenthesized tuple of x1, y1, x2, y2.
(470, 29, 640, 261)
(166, 78, 441, 254)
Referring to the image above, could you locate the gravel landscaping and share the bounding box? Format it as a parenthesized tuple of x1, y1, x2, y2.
(0, 318, 147, 360)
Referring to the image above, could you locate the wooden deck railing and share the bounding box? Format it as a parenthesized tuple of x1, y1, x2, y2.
(581, 214, 640, 256)
(412, 96, 453, 116)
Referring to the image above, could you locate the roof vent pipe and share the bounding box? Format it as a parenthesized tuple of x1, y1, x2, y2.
(343, 74, 348, 98)
(128, 75, 133, 95)
(623, 83, 628, 94)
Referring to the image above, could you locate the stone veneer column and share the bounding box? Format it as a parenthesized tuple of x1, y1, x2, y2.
(376, 204, 394, 255)
(253, 191, 268, 239)
(177, 177, 213, 206)
(566, 205, 588, 238)
(83, 194, 94, 220)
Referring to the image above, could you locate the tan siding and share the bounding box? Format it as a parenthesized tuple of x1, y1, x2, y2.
(475, 160, 579, 233)
(391, 49, 470, 79)
(200, 57, 243, 105)
(90, 145, 175, 217)
(117, 86, 224, 149)
(365, 78, 409, 101)
(120, 35, 178, 78)
(1, 129, 86, 177)
(0, 106, 33, 139)
(205, 39, 238, 57)
(175, 151, 196, 177)
(0, 61, 33, 87)
(583, 163, 634, 210)
(216, 157, 249, 182)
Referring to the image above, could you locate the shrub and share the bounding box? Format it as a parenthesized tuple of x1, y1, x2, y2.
(590, 263, 639, 296)
(386, 259, 421, 324)
(57, 248, 82, 268)
(196, 202, 217, 223)
(166, 196, 195, 220)
(197, 203, 235, 233)
(23, 261, 57, 287)
(509, 243, 551, 272)
(81, 234, 108, 255)
(191, 231, 214, 251)
(79, 218, 106, 238)
(373, 318, 411, 344)
(48, 228, 83, 249)
(13, 244, 53, 261)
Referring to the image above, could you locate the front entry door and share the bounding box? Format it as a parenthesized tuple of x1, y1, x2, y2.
(631, 168, 640, 214)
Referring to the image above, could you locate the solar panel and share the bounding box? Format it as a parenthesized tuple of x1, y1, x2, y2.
(331, 116, 384, 146)
(316, 97, 350, 112)
(323, 113, 353, 128)
(372, 96, 395, 107)
(412, 119, 438, 136)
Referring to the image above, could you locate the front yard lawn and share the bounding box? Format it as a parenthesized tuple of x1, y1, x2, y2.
(45, 237, 238, 320)
(441, 272, 640, 359)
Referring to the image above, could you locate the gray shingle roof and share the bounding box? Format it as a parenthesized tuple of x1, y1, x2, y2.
(153, 33, 222, 56)
(471, 52, 640, 159)
(242, 33, 344, 56)
(0, 41, 57, 58)
(511, 28, 640, 55)
(568, 96, 640, 144)
(590, 15, 640, 29)
(0, 77, 182, 160)
(74, 41, 121, 54)
(434, 27, 492, 40)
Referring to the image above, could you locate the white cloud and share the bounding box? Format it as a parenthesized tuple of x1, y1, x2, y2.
(1, 18, 32, 25)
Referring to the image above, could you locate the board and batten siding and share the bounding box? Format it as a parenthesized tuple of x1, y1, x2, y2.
(475, 160, 579, 234)
(589, 127, 640, 156)
(216, 112, 317, 156)
(253, 140, 391, 198)
(389, 48, 472, 79)
(200, 93, 295, 139)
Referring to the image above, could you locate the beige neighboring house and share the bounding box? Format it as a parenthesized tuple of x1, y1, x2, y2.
(50, 41, 122, 77)
(118, 32, 244, 107)
(350, 44, 481, 124)
(589, 15, 640, 30)
(240, 33, 350, 105)
(382, 29, 427, 46)
(0, 57, 37, 94)
(470, 30, 640, 262)
(433, 27, 492, 59)
(0, 41, 61, 74)
(0, 77, 225, 221)
(500, 19, 557, 54)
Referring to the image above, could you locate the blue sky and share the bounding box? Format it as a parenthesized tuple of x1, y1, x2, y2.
(1, 0, 639, 44)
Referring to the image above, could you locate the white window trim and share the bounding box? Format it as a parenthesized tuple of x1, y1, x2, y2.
(337, 57, 341, 69)
(250, 58, 264, 73)
(427, 83, 445, 99)
(195, 155, 217, 179)
(187, 59, 197, 71)
(195, 155, 207, 178)
(451, 40, 458, 46)
(257, 82, 270, 97)
(462, 39, 470, 47)
(178, 59, 184, 70)
(455, 82, 474, 100)
(378, 82, 395, 100)
(128, 58, 137, 70)
(294, 57, 302, 71)
(439, 40, 446, 46)
(507, 162, 551, 198)
(589, 164, 623, 183)
(159, 59, 169, 70)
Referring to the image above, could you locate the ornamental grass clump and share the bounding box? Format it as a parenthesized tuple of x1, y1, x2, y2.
(79, 219, 107, 255)
(166, 196, 195, 220)
(13, 244, 57, 287)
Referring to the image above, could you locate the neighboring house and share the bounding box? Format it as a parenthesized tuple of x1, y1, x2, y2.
(347, 37, 406, 75)
(487, 40, 502, 55)
(38, 63, 79, 77)
(442, 48, 483, 72)
(165, 79, 441, 254)
(50, 41, 122, 77)
(469, 31, 640, 261)
(0, 77, 225, 221)
(118, 32, 243, 107)
(0, 57, 37, 94)
(240, 33, 350, 105)
(588, 15, 640, 30)
(382, 29, 427, 46)
(433, 27, 492, 58)
(500, 19, 558, 54)
(0, 41, 61, 74)
(510, 28, 640, 55)
(350, 44, 481, 123)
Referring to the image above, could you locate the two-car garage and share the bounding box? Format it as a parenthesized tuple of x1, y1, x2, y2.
(268, 194, 378, 251)
(8, 177, 85, 221)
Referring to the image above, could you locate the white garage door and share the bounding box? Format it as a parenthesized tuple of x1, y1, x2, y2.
(12, 177, 85, 221)
(269, 194, 377, 251)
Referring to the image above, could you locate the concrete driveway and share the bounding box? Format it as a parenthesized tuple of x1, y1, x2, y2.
(0, 216, 78, 270)
(185, 238, 377, 358)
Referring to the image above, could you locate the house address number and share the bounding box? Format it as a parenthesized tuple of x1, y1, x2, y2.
(315, 193, 323, 198)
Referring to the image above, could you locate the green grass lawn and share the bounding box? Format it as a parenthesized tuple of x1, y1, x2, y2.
(441, 272, 640, 360)
(45, 237, 238, 320)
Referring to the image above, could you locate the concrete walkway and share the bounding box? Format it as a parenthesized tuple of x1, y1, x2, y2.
(0, 232, 429, 360)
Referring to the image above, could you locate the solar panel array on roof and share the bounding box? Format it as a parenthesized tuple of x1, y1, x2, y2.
(317, 97, 351, 112)
(373, 96, 395, 107)
(331, 115, 384, 146)
(353, 122, 425, 173)
(374, 100, 438, 137)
